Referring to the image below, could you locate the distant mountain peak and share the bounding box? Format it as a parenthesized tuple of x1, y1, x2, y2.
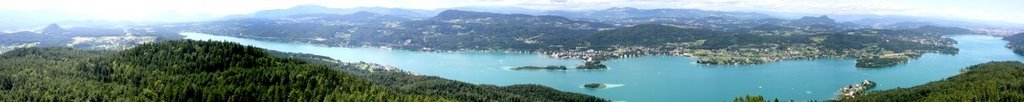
(800, 15, 832, 19)
(433, 10, 500, 19)
(41, 23, 65, 35)
(44, 23, 61, 28)
(437, 10, 484, 15)
(791, 15, 837, 26)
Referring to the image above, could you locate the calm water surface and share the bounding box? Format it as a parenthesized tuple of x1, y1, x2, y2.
(182, 32, 1024, 101)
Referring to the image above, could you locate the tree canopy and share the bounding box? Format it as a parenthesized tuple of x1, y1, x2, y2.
(842, 61, 1024, 102)
(0, 40, 606, 101)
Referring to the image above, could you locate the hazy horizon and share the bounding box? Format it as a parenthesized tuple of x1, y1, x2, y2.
(0, 0, 1022, 26)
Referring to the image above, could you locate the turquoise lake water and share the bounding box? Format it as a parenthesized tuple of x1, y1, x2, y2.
(181, 32, 1024, 101)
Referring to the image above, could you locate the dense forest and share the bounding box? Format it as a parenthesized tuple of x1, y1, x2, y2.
(906, 25, 975, 35)
(584, 24, 722, 47)
(0, 40, 606, 101)
(841, 61, 1024, 102)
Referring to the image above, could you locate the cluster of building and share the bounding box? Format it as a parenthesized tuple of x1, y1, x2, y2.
(352, 62, 406, 73)
(836, 80, 876, 100)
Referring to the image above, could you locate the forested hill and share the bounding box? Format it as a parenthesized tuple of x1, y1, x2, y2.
(0, 40, 607, 101)
(1002, 33, 1024, 55)
(842, 61, 1024, 102)
(585, 24, 723, 46)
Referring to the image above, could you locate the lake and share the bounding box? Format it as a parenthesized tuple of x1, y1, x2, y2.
(181, 32, 1024, 101)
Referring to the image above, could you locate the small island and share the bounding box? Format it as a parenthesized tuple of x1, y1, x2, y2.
(576, 60, 608, 70)
(584, 83, 607, 89)
(510, 61, 605, 71)
(511, 65, 569, 70)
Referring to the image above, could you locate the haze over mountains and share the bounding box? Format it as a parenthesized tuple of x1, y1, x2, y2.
(2, 5, 1021, 36)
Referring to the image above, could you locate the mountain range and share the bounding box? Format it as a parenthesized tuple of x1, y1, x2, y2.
(3, 5, 1021, 36)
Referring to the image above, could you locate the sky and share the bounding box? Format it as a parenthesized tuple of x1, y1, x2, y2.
(0, 0, 1021, 24)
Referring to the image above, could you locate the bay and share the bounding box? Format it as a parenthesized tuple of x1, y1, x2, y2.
(181, 32, 1024, 101)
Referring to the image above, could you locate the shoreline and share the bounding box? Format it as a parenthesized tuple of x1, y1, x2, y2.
(182, 32, 957, 68)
